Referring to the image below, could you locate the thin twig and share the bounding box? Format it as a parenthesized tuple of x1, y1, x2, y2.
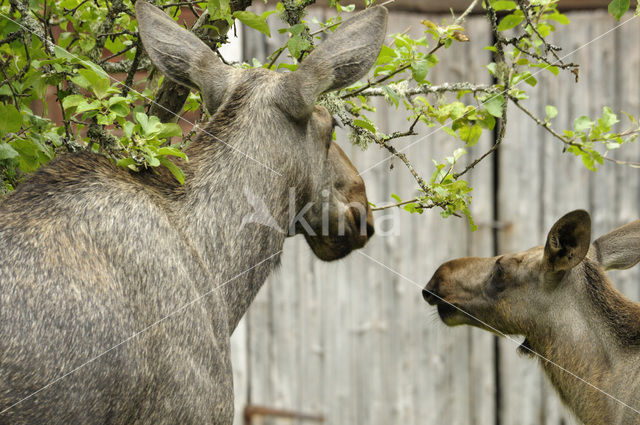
(0, 62, 19, 107)
(99, 43, 136, 64)
(122, 37, 142, 96)
(372, 198, 419, 211)
(266, 46, 286, 69)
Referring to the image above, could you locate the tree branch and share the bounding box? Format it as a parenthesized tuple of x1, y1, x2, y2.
(453, 1, 509, 180)
(9, 0, 55, 55)
(509, 95, 640, 167)
(354, 82, 498, 98)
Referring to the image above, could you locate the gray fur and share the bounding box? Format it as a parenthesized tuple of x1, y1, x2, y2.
(0, 3, 386, 423)
(423, 210, 640, 424)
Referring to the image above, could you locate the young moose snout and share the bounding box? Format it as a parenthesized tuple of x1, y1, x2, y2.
(422, 210, 640, 425)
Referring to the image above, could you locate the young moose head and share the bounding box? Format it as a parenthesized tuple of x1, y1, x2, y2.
(423, 210, 640, 334)
(135, 2, 384, 261)
(423, 210, 640, 424)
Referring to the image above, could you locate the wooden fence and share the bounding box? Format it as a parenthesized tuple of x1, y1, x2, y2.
(229, 7, 640, 425)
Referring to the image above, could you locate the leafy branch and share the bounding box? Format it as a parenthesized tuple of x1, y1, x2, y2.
(0, 0, 638, 227)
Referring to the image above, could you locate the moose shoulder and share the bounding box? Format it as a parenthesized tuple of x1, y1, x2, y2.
(423, 210, 640, 425)
(0, 3, 386, 424)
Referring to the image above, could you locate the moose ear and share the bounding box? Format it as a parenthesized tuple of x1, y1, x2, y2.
(279, 6, 388, 118)
(543, 210, 592, 277)
(135, 1, 235, 113)
(590, 220, 640, 270)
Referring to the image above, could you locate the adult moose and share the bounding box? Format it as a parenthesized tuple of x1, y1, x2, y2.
(423, 210, 640, 425)
(0, 3, 385, 423)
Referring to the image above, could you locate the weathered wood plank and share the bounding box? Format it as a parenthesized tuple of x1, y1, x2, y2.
(610, 11, 640, 304)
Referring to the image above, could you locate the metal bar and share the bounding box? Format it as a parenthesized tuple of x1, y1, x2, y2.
(243, 404, 325, 425)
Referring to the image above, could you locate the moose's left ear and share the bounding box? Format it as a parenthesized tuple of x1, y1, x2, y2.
(135, 1, 235, 113)
(543, 210, 592, 275)
(279, 6, 388, 119)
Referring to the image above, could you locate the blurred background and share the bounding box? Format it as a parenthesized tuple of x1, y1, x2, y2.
(225, 1, 640, 424)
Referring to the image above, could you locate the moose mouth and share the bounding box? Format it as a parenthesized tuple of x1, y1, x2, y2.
(433, 301, 475, 327)
(437, 303, 458, 320)
(304, 216, 372, 261)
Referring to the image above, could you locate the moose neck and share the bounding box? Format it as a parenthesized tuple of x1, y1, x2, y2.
(525, 262, 640, 424)
(177, 129, 298, 332)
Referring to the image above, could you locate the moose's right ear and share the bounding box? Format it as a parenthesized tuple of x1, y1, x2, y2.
(135, 1, 235, 113)
(543, 210, 591, 281)
(591, 220, 640, 270)
(279, 6, 388, 119)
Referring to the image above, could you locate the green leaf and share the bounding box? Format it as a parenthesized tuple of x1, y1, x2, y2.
(352, 119, 376, 133)
(62, 94, 87, 109)
(10, 138, 46, 172)
(144, 152, 161, 167)
(134, 112, 150, 134)
(497, 13, 523, 31)
(598, 106, 618, 128)
(382, 86, 400, 108)
(157, 146, 188, 160)
(156, 123, 182, 139)
(547, 12, 570, 24)
(208, 0, 232, 24)
(545, 105, 558, 119)
(117, 157, 139, 171)
(233, 10, 273, 37)
(411, 59, 430, 83)
(108, 102, 130, 117)
(608, 0, 630, 20)
(159, 157, 185, 184)
(483, 94, 504, 118)
(574, 115, 593, 132)
(491, 1, 517, 11)
(459, 124, 482, 146)
(277, 63, 298, 71)
(0, 104, 23, 137)
(0, 143, 19, 159)
(75, 99, 101, 113)
(531, 63, 559, 76)
(478, 113, 496, 130)
(122, 121, 135, 139)
(287, 34, 311, 59)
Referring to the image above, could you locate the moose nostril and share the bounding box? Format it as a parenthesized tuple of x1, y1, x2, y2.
(366, 223, 375, 238)
(422, 289, 431, 303)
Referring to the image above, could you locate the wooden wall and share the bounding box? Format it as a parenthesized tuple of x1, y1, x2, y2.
(230, 7, 640, 425)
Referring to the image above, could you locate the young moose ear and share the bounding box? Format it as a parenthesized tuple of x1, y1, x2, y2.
(543, 210, 592, 277)
(279, 6, 388, 118)
(591, 220, 640, 270)
(135, 1, 235, 113)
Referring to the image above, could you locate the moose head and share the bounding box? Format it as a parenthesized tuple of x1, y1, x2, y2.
(136, 2, 384, 261)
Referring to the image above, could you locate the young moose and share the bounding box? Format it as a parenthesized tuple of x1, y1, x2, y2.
(0, 3, 386, 424)
(423, 210, 640, 425)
